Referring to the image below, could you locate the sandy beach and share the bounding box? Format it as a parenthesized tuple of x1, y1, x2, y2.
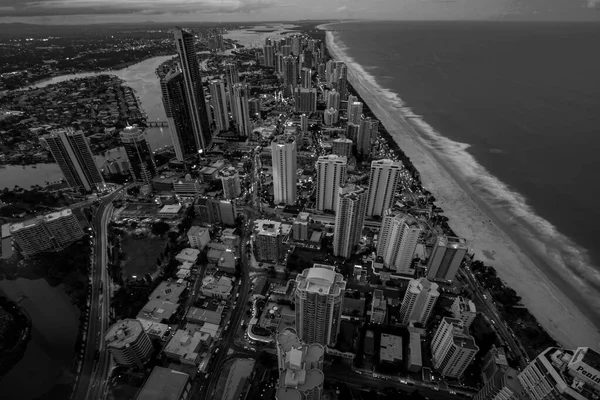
(321, 26, 600, 350)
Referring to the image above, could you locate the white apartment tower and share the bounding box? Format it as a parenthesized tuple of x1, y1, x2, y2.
(40, 128, 104, 192)
(209, 79, 229, 132)
(271, 135, 298, 206)
(348, 101, 363, 124)
(399, 278, 440, 326)
(315, 155, 347, 213)
(431, 318, 479, 379)
(219, 166, 241, 199)
(366, 159, 404, 217)
(324, 108, 339, 126)
(377, 211, 421, 274)
(333, 184, 367, 258)
(105, 319, 153, 369)
(451, 296, 477, 329)
(327, 90, 341, 110)
(295, 264, 347, 346)
(427, 236, 468, 282)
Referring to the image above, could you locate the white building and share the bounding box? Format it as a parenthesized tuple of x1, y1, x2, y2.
(200, 275, 233, 299)
(295, 264, 347, 346)
(377, 211, 421, 274)
(323, 108, 339, 126)
(219, 166, 241, 199)
(271, 135, 297, 206)
(315, 155, 347, 213)
(399, 278, 439, 326)
(187, 226, 210, 249)
(451, 296, 477, 329)
(366, 159, 403, 217)
(333, 184, 367, 259)
(426, 236, 468, 282)
(327, 89, 340, 110)
(347, 101, 363, 125)
(106, 319, 153, 369)
(431, 317, 479, 379)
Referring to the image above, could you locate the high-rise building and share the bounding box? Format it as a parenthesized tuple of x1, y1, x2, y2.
(249, 98, 261, 116)
(295, 264, 347, 346)
(346, 122, 360, 140)
(291, 36, 301, 55)
(348, 101, 363, 124)
(325, 60, 336, 85)
(219, 166, 241, 199)
(518, 347, 600, 400)
(475, 367, 524, 400)
(106, 319, 153, 369)
(366, 159, 403, 217)
(331, 137, 353, 159)
(399, 278, 439, 326)
(271, 135, 297, 205)
(333, 184, 367, 258)
(209, 79, 229, 132)
(300, 114, 308, 133)
(426, 236, 468, 282)
(327, 90, 341, 110)
(275, 328, 324, 400)
(275, 53, 284, 74)
(358, 117, 379, 155)
(160, 69, 196, 161)
(231, 83, 252, 137)
(293, 212, 310, 241)
(173, 27, 212, 153)
(255, 220, 282, 263)
(346, 95, 358, 115)
(263, 45, 274, 67)
(451, 296, 477, 329)
(120, 125, 157, 184)
(371, 289, 387, 324)
(323, 108, 339, 126)
(377, 211, 421, 274)
(224, 62, 239, 91)
(431, 318, 479, 379)
(10, 209, 84, 257)
(336, 64, 348, 99)
(40, 128, 104, 192)
(315, 155, 347, 213)
(294, 87, 317, 113)
(301, 67, 312, 89)
(281, 44, 292, 57)
(283, 56, 298, 95)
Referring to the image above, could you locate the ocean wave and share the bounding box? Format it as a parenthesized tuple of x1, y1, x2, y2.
(326, 30, 600, 314)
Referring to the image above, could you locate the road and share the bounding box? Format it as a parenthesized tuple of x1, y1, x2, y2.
(197, 210, 253, 399)
(72, 188, 124, 400)
(459, 266, 529, 369)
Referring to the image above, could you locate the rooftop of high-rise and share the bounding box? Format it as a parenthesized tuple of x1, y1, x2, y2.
(317, 154, 347, 163)
(406, 278, 439, 296)
(10, 209, 75, 233)
(296, 264, 346, 296)
(436, 235, 468, 249)
(371, 158, 404, 169)
(218, 166, 239, 178)
(120, 124, 145, 141)
(255, 219, 282, 237)
(273, 134, 296, 145)
(105, 319, 145, 349)
(338, 184, 366, 200)
(439, 317, 478, 351)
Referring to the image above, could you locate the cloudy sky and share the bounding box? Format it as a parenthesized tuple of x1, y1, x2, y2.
(0, 0, 598, 24)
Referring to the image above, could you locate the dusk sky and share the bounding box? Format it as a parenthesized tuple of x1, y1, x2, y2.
(0, 0, 598, 24)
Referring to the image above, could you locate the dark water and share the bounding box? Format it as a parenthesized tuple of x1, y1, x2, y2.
(332, 20, 600, 311)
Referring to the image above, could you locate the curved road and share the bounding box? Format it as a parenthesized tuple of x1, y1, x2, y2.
(72, 188, 124, 400)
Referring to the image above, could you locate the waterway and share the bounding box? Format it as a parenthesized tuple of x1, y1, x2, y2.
(0, 278, 80, 400)
(0, 54, 177, 190)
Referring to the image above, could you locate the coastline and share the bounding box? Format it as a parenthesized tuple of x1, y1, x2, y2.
(323, 27, 600, 350)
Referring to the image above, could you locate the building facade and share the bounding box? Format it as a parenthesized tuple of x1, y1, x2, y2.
(219, 166, 242, 199)
(271, 135, 298, 206)
(161, 69, 196, 161)
(358, 118, 379, 155)
(399, 278, 440, 326)
(366, 159, 403, 217)
(451, 296, 477, 329)
(315, 155, 347, 213)
(120, 125, 157, 184)
(231, 83, 252, 137)
(377, 211, 421, 274)
(106, 319, 153, 369)
(426, 236, 468, 282)
(431, 317, 479, 379)
(331, 137, 352, 159)
(333, 184, 367, 258)
(209, 79, 230, 132)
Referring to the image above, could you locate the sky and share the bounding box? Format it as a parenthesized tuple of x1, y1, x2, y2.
(0, 0, 598, 25)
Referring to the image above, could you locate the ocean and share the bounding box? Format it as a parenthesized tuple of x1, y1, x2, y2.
(329, 21, 600, 328)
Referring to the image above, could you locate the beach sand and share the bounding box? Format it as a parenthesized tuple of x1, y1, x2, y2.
(224, 24, 299, 49)
(323, 27, 600, 350)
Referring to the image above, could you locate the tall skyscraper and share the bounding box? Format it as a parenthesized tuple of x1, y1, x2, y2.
(40, 128, 104, 192)
(315, 155, 347, 213)
(160, 69, 196, 161)
(327, 89, 341, 110)
(426, 236, 468, 282)
(295, 264, 347, 346)
(10, 209, 84, 257)
(294, 87, 317, 113)
(224, 63, 239, 91)
(518, 347, 600, 400)
(300, 114, 308, 133)
(271, 135, 297, 205)
(333, 184, 367, 258)
(325, 60, 336, 85)
(399, 278, 440, 326)
(120, 125, 157, 184)
(275, 53, 284, 74)
(431, 317, 479, 379)
(377, 211, 421, 274)
(263, 45, 274, 67)
(231, 83, 252, 137)
(346, 95, 358, 115)
(219, 166, 241, 199)
(301, 67, 312, 88)
(346, 122, 359, 140)
(337, 64, 348, 99)
(173, 27, 212, 153)
(348, 101, 363, 124)
(366, 159, 404, 217)
(358, 117, 379, 155)
(106, 319, 153, 369)
(209, 79, 229, 132)
(276, 328, 325, 400)
(324, 108, 339, 126)
(331, 137, 352, 159)
(283, 56, 298, 95)
(281, 44, 292, 57)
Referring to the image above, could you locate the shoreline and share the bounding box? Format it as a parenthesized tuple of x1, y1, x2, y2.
(323, 27, 600, 349)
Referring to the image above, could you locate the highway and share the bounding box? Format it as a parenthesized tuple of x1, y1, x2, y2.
(72, 188, 124, 400)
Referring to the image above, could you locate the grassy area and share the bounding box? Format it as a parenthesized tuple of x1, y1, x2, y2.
(120, 234, 166, 280)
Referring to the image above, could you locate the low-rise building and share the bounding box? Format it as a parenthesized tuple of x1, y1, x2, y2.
(380, 333, 403, 364)
(137, 299, 179, 323)
(186, 305, 224, 326)
(136, 318, 171, 341)
(217, 249, 237, 274)
(158, 204, 183, 219)
(164, 329, 211, 365)
(176, 248, 200, 264)
(451, 296, 477, 328)
(407, 332, 422, 372)
(370, 289, 387, 324)
(135, 367, 191, 400)
(200, 275, 233, 299)
(149, 281, 186, 303)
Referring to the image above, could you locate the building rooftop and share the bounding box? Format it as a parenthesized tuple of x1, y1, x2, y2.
(44, 208, 74, 222)
(255, 219, 282, 236)
(372, 158, 404, 169)
(105, 319, 145, 349)
(380, 333, 403, 363)
(302, 265, 336, 295)
(188, 225, 209, 237)
(176, 248, 200, 263)
(1, 223, 11, 239)
(164, 329, 210, 363)
(218, 166, 238, 178)
(135, 366, 189, 400)
(409, 332, 422, 366)
(149, 281, 186, 303)
(186, 306, 223, 325)
(159, 204, 183, 214)
(136, 318, 170, 339)
(137, 299, 179, 323)
(437, 235, 468, 250)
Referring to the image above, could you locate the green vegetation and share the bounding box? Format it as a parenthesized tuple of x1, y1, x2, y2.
(0, 186, 73, 218)
(120, 234, 166, 280)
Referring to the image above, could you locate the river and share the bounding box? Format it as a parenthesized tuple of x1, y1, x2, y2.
(0, 278, 80, 400)
(0, 54, 177, 190)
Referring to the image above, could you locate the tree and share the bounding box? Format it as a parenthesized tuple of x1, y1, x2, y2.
(151, 221, 170, 236)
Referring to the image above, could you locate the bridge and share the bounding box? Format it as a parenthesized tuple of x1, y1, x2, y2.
(146, 120, 169, 127)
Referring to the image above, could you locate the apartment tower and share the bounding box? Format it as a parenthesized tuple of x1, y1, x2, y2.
(366, 159, 404, 217)
(426, 236, 468, 282)
(105, 319, 153, 369)
(333, 184, 367, 258)
(209, 79, 230, 132)
(377, 211, 421, 274)
(315, 155, 347, 213)
(271, 135, 298, 205)
(231, 83, 252, 137)
(399, 278, 440, 326)
(120, 125, 157, 184)
(219, 166, 241, 199)
(431, 317, 479, 379)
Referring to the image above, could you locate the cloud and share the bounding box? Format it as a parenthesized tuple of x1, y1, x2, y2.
(336, 5, 348, 12)
(587, 0, 600, 8)
(0, 0, 282, 16)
